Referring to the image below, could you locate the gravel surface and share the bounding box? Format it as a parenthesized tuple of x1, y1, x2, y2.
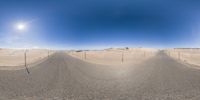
(0, 51, 200, 100)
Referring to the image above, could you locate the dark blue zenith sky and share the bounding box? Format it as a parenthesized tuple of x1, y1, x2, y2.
(0, 0, 200, 49)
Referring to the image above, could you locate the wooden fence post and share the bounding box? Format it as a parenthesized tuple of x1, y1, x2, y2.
(122, 52, 124, 63)
(48, 50, 49, 58)
(24, 50, 30, 74)
(84, 52, 86, 60)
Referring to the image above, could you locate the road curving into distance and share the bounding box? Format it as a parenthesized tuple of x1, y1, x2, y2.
(0, 51, 200, 100)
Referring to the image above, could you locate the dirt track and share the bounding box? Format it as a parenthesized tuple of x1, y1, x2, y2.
(0, 52, 200, 100)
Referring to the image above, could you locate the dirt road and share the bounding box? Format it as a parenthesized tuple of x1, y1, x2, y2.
(0, 52, 200, 100)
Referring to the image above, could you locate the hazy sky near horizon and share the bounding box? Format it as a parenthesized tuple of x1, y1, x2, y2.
(0, 0, 200, 49)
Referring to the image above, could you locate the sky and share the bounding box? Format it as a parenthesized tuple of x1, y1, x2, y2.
(0, 0, 200, 49)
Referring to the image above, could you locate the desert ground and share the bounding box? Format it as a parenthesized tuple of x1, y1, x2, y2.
(165, 48, 200, 67)
(0, 48, 200, 99)
(68, 48, 158, 65)
(0, 48, 54, 70)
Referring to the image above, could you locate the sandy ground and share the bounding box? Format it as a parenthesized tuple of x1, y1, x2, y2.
(165, 48, 200, 67)
(0, 48, 54, 70)
(68, 48, 158, 66)
(0, 52, 200, 99)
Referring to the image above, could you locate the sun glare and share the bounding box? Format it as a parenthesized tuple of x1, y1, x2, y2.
(16, 23, 26, 31)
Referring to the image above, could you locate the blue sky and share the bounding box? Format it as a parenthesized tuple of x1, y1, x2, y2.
(0, 0, 200, 49)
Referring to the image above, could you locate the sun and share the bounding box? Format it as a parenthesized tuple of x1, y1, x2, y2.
(16, 23, 26, 31)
